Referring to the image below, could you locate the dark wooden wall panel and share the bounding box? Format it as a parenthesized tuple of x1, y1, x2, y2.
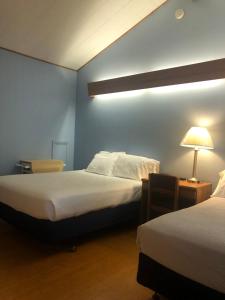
(88, 58, 225, 96)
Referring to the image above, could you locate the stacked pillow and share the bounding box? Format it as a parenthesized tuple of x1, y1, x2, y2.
(86, 151, 160, 180)
(211, 170, 225, 198)
(112, 154, 159, 180)
(86, 152, 124, 176)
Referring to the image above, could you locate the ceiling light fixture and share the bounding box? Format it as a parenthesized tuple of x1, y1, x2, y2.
(175, 9, 185, 20)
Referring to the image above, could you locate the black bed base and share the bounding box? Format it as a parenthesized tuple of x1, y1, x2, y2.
(0, 201, 139, 243)
(137, 253, 224, 300)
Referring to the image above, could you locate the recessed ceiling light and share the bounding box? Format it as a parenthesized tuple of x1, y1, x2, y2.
(175, 9, 185, 20)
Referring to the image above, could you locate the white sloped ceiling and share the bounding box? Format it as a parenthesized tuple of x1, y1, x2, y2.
(0, 0, 167, 70)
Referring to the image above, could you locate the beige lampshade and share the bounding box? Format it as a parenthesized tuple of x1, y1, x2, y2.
(180, 127, 214, 150)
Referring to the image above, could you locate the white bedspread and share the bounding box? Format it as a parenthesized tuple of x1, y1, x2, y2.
(0, 170, 141, 221)
(137, 197, 225, 294)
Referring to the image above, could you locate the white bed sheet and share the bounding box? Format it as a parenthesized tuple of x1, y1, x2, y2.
(0, 170, 141, 221)
(137, 197, 225, 294)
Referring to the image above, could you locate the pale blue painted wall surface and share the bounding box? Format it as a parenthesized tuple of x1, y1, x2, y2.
(75, 0, 225, 187)
(0, 49, 77, 174)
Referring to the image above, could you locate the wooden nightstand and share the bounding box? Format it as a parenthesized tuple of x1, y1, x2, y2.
(140, 178, 212, 224)
(178, 180, 212, 209)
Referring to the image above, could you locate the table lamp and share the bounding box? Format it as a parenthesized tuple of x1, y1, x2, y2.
(180, 127, 214, 182)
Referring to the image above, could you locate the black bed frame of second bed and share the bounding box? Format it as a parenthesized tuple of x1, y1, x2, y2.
(137, 252, 225, 300)
(0, 200, 139, 244)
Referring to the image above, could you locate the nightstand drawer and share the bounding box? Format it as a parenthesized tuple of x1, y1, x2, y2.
(179, 188, 197, 208)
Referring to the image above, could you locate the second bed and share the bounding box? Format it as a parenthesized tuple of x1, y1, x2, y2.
(137, 196, 225, 299)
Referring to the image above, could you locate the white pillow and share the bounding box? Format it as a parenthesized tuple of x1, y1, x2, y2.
(98, 151, 126, 156)
(98, 151, 111, 155)
(211, 170, 225, 197)
(86, 152, 123, 176)
(219, 170, 225, 178)
(112, 154, 160, 181)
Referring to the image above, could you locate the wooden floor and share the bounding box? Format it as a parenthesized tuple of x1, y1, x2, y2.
(0, 220, 154, 300)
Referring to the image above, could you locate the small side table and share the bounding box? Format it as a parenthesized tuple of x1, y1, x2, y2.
(16, 160, 65, 174)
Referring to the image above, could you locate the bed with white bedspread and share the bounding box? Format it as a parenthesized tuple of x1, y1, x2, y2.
(137, 168, 225, 299)
(0, 170, 141, 221)
(0, 152, 159, 242)
(137, 197, 225, 296)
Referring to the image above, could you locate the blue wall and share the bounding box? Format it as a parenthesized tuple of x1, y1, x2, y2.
(0, 49, 77, 174)
(75, 0, 225, 187)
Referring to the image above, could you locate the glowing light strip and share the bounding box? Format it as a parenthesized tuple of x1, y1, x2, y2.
(94, 79, 225, 100)
(95, 89, 146, 100)
(150, 79, 225, 94)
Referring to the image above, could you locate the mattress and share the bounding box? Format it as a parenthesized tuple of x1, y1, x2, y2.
(0, 170, 141, 222)
(137, 197, 225, 294)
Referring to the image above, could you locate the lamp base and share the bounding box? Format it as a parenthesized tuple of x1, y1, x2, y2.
(187, 177, 200, 183)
